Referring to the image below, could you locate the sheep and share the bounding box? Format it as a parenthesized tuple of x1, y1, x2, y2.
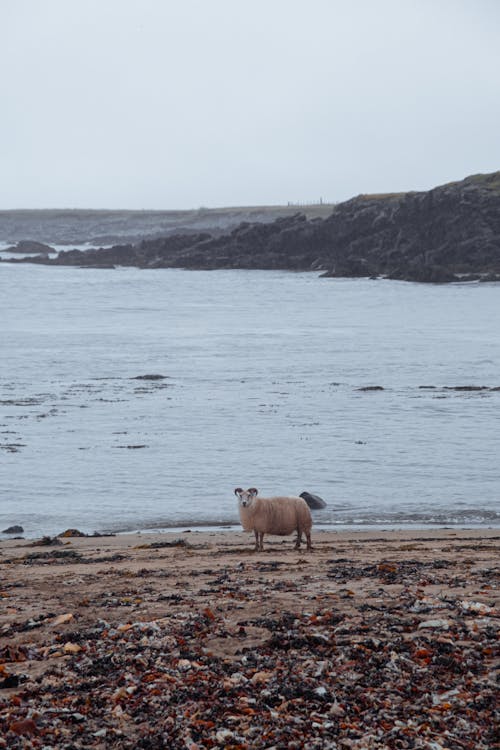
(234, 487, 312, 551)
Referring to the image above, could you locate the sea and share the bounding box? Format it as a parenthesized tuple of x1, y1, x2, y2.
(1, 259, 499, 538)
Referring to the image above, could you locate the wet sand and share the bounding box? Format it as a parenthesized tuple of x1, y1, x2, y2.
(1, 528, 498, 748)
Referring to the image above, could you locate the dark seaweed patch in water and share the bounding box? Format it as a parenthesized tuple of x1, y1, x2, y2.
(132, 374, 170, 380)
(0, 443, 25, 452)
(0, 398, 44, 406)
(444, 385, 489, 391)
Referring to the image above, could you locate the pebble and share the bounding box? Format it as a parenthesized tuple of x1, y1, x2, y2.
(418, 618, 451, 629)
(215, 728, 234, 743)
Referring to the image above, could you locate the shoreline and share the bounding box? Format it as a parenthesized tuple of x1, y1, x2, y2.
(3, 521, 500, 543)
(1, 528, 498, 748)
(2, 170, 500, 283)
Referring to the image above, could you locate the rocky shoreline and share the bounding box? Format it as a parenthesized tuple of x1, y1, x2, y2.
(3, 171, 500, 282)
(0, 529, 498, 748)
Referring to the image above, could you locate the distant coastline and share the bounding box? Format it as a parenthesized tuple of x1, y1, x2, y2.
(1, 171, 499, 282)
(0, 204, 334, 247)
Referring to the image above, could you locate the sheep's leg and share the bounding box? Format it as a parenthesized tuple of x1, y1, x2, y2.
(305, 531, 312, 551)
(295, 530, 302, 550)
(253, 531, 264, 551)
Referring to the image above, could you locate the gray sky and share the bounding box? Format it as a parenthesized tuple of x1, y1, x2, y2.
(1, 0, 499, 209)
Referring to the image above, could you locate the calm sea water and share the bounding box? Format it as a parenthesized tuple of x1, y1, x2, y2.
(1, 263, 499, 537)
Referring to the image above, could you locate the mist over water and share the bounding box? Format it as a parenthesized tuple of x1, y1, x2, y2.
(1, 264, 499, 537)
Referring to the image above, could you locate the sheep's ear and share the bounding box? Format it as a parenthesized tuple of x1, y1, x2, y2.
(234, 488, 243, 497)
(248, 488, 258, 497)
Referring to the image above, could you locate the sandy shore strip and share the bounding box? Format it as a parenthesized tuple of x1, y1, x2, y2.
(1, 528, 498, 749)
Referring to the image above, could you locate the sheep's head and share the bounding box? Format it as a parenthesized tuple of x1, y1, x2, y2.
(234, 487, 258, 507)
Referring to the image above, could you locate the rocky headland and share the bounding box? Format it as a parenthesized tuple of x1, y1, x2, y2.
(4, 171, 500, 282)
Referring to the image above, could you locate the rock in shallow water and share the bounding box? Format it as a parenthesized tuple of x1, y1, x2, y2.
(300, 491, 327, 509)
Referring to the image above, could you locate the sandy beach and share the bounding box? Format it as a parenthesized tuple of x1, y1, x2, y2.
(1, 528, 498, 749)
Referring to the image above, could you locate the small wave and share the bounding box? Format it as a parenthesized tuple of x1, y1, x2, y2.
(315, 509, 500, 526)
(102, 515, 241, 535)
(100, 508, 500, 536)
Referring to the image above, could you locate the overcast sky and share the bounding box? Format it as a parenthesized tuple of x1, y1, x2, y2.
(1, 0, 499, 209)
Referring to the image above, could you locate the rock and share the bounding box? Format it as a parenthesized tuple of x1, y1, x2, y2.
(58, 528, 87, 537)
(250, 670, 273, 684)
(460, 600, 496, 615)
(300, 492, 327, 509)
(418, 619, 452, 630)
(52, 613, 74, 626)
(2, 240, 55, 254)
(444, 385, 488, 391)
(8, 717, 37, 735)
(32, 535, 63, 546)
(2, 525, 24, 534)
(391, 264, 459, 283)
(357, 385, 384, 391)
(63, 642, 82, 654)
(216, 729, 235, 743)
(81, 264, 115, 269)
(320, 257, 378, 278)
(0, 674, 21, 689)
(132, 374, 169, 380)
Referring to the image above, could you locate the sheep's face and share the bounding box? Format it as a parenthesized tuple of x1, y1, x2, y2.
(234, 487, 258, 507)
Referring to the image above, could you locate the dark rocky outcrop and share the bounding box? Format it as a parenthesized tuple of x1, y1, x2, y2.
(2, 525, 24, 534)
(6, 171, 500, 282)
(34, 235, 212, 270)
(315, 171, 500, 282)
(132, 374, 169, 380)
(300, 492, 327, 509)
(2, 240, 55, 254)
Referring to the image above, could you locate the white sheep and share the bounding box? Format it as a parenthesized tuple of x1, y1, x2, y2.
(234, 487, 312, 551)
